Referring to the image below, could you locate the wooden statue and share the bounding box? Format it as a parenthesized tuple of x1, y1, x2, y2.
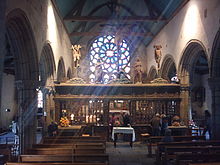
(154, 45, 162, 69)
(134, 57, 143, 83)
(71, 45, 82, 67)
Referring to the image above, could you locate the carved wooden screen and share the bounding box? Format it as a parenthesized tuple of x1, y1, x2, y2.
(133, 99, 180, 124)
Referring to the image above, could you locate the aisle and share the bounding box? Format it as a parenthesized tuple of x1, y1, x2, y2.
(106, 142, 155, 165)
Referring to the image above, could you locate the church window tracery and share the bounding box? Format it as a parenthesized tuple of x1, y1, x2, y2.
(89, 35, 130, 83)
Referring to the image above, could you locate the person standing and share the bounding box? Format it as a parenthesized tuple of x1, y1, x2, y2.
(150, 113, 161, 136)
(123, 112, 130, 127)
(161, 114, 168, 136)
(202, 110, 212, 139)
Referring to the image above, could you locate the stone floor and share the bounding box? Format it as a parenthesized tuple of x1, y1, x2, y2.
(107, 141, 155, 165)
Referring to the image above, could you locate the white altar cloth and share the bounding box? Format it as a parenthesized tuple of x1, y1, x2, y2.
(112, 127, 136, 141)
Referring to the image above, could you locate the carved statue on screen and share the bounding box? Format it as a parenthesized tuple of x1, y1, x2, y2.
(134, 57, 143, 83)
(154, 45, 162, 69)
(94, 59, 104, 83)
(71, 44, 82, 67)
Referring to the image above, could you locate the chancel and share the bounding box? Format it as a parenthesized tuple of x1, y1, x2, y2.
(0, 0, 220, 165)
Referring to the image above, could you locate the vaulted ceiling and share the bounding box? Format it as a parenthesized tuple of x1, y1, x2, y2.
(52, 0, 189, 46)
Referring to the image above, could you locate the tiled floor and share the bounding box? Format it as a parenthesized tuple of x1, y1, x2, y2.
(107, 142, 155, 165)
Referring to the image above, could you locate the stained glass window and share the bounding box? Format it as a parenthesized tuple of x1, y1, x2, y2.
(89, 35, 130, 83)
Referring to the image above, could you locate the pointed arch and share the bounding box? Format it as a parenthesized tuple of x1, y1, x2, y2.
(5, 8, 39, 152)
(57, 57, 66, 82)
(6, 9, 39, 81)
(210, 28, 220, 78)
(209, 28, 220, 139)
(67, 67, 72, 80)
(160, 54, 177, 82)
(39, 42, 56, 86)
(148, 65, 157, 82)
(178, 40, 209, 84)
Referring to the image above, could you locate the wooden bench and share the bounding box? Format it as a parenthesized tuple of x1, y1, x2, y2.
(164, 146, 220, 164)
(44, 136, 102, 140)
(0, 144, 13, 162)
(6, 163, 108, 165)
(175, 153, 220, 165)
(19, 154, 109, 163)
(26, 147, 105, 155)
(32, 143, 105, 149)
(42, 139, 106, 144)
(155, 140, 220, 164)
(189, 163, 220, 165)
(147, 135, 206, 157)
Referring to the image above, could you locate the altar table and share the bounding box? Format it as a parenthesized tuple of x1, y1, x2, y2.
(112, 127, 135, 147)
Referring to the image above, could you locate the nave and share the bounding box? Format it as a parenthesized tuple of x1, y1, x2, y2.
(1, 127, 220, 165)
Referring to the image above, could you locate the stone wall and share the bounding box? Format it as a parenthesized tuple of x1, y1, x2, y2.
(146, 0, 220, 72)
(6, 0, 72, 78)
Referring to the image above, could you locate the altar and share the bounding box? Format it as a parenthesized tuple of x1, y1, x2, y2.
(112, 127, 135, 147)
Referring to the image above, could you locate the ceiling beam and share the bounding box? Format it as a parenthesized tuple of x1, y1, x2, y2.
(69, 31, 153, 37)
(65, 0, 87, 18)
(65, 16, 166, 22)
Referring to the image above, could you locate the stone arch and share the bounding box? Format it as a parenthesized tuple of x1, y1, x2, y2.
(178, 40, 209, 84)
(209, 28, 220, 139)
(160, 54, 177, 82)
(147, 65, 157, 82)
(67, 67, 72, 80)
(210, 29, 220, 78)
(6, 9, 39, 81)
(178, 40, 209, 126)
(5, 8, 39, 152)
(39, 43, 56, 86)
(57, 57, 66, 82)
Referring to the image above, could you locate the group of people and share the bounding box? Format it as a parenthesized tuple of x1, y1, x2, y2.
(150, 110, 212, 139)
(110, 112, 131, 127)
(150, 113, 181, 136)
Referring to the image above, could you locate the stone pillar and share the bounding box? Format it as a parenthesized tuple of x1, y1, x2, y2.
(54, 101, 61, 122)
(103, 99, 109, 126)
(130, 100, 136, 125)
(15, 80, 25, 154)
(180, 85, 190, 125)
(0, 0, 6, 126)
(208, 78, 220, 140)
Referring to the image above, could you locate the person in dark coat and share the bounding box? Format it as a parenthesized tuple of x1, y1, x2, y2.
(150, 113, 161, 136)
(202, 110, 212, 139)
(123, 113, 130, 127)
(48, 122, 54, 137)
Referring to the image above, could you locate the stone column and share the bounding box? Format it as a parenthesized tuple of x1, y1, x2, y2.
(15, 80, 25, 154)
(55, 101, 61, 122)
(180, 85, 190, 125)
(130, 100, 136, 125)
(208, 78, 220, 140)
(103, 99, 109, 126)
(0, 0, 6, 125)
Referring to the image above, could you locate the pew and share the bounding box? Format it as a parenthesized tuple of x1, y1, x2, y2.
(32, 143, 105, 149)
(164, 146, 220, 164)
(19, 154, 109, 163)
(189, 163, 220, 165)
(147, 135, 206, 157)
(175, 153, 220, 165)
(155, 140, 220, 164)
(0, 144, 13, 162)
(42, 139, 106, 144)
(26, 147, 105, 155)
(6, 163, 108, 165)
(44, 136, 101, 140)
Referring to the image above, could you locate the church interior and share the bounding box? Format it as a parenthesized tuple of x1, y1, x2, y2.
(0, 0, 220, 164)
